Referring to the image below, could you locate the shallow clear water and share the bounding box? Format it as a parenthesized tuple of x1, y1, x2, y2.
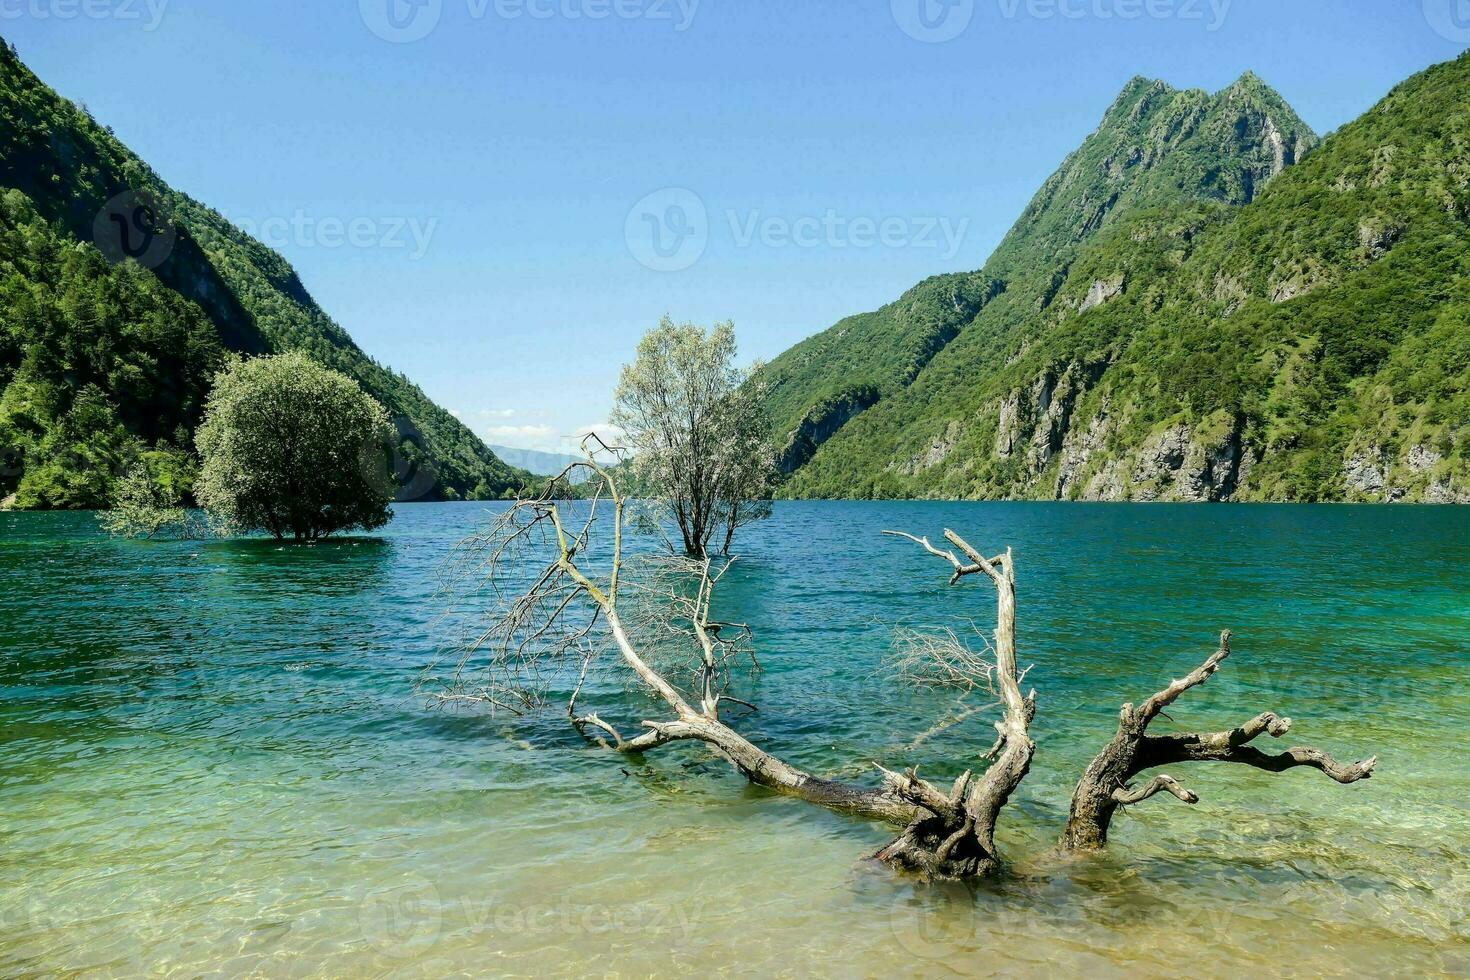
(2, 502, 1467, 977)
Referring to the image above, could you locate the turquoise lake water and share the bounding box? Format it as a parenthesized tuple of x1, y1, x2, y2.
(2, 502, 1467, 976)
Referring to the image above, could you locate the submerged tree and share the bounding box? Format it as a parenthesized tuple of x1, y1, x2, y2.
(196, 353, 396, 540)
(438, 446, 1376, 880)
(98, 455, 210, 540)
(440, 446, 914, 822)
(610, 317, 776, 557)
(712, 368, 777, 556)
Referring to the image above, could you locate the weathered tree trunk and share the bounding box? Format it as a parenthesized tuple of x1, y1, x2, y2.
(871, 533, 1036, 879)
(571, 528, 1038, 864)
(571, 578, 918, 824)
(721, 514, 736, 557)
(582, 708, 920, 823)
(1061, 630, 1377, 851)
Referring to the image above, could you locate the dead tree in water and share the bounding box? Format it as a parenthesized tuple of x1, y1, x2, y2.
(445, 449, 914, 823)
(871, 531, 1036, 879)
(438, 446, 1035, 877)
(1061, 630, 1378, 851)
(440, 443, 1376, 880)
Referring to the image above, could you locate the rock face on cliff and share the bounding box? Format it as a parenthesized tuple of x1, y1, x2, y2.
(778, 385, 880, 473)
(1079, 274, 1125, 313)
(770, 54, 1470, 504)
(989, 363, 1250, 501)
(1341, 443, 1468, 504)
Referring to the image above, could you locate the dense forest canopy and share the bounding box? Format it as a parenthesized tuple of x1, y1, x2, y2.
(0, 189, 219, 507)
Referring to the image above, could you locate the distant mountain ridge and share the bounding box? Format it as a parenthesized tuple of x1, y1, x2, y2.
(764, 58, 1470, 502)
(487, 445, 588, 480)
(0, 40, 527, 506)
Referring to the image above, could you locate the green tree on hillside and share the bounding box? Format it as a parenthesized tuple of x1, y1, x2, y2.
(0, 188, 224, 508)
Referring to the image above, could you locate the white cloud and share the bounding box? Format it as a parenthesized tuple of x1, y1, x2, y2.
(478, 409, 517, 418)
(480, 420, 626, 458)
(482, 423, 560, 451)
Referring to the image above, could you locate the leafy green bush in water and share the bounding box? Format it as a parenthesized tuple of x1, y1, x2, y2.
(195, 353, 397, 540)
(98, 455, 210, 540)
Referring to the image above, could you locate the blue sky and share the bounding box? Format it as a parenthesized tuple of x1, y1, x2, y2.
(3, 1, 1466, 452)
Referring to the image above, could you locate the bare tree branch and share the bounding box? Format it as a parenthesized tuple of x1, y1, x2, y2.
(872, 531, 1036, 879)
(1112, 774, 1199, 805)
(882, 530, 986, 584)
(1135, 629, 1232, 722)
(433, 447, 927, 827)
(1062, 633, 1378, 851)
(887, 626, 997, 691)
(1143, 728, 1377, 784)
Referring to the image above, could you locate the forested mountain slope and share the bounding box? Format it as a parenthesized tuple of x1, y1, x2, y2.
(773, 56, 1470, 503)
(0, 41, 526, 506)
(763, 72, 1316, 477)
(0, 189, 222, 507)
